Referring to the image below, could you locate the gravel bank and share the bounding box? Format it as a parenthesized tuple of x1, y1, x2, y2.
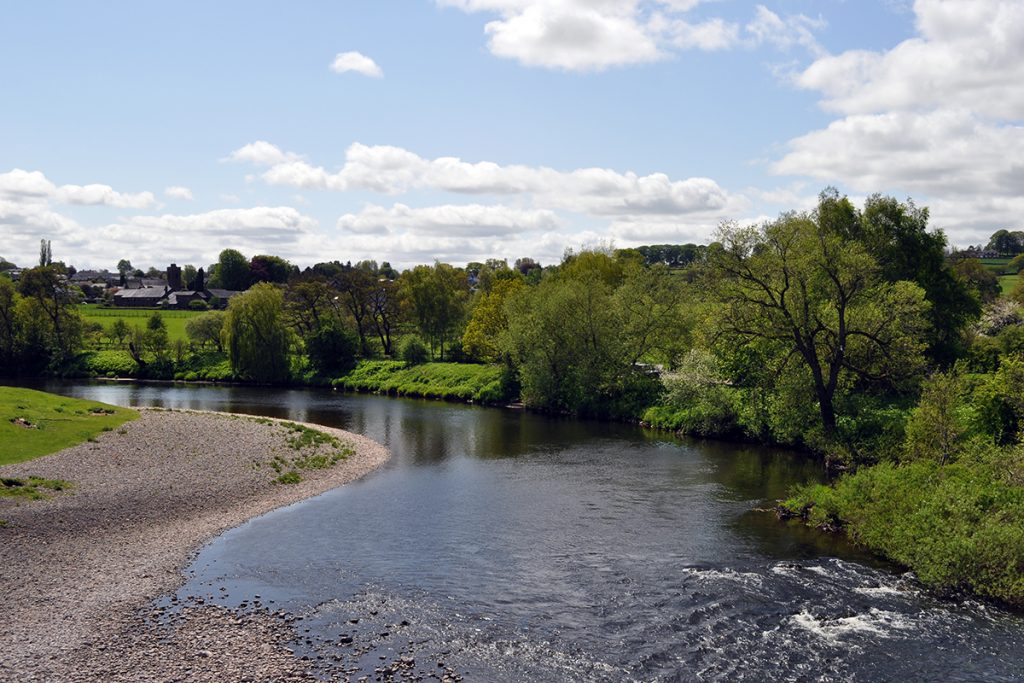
(0, 408, 390, 682)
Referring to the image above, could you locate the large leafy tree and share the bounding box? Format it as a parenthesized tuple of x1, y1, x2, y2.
(333, 265, 379, 355)
(249, 254, 295, 285)
(853, 192, 978, 364)
(502, 252, 684, 416)
(17, 265, 82, 367)
(400, 263, 468, 360)
(223, 283, 292, 383)
(211, 249, 251, 291)
(0, 277, 22, 372)
(711, 209, 930, 440)
(462, 278, 525, 362)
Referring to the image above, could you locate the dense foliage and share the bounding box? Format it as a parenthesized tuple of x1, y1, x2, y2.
(7, 189, 1024, 604)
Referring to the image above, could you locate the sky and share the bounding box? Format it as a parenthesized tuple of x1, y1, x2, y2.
(1, 0, 1022, 271)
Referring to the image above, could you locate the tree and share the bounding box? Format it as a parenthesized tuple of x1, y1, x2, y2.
(284, 277, 336, 338)
(333, 266, 378, 355)
(400, 263, 468, 360)
(710, 206, 930, 441)
(952, 258, 1000, 304)
(39, 239, 52, 267)
(182, 264, 198, 289)
(369, 279, 401, 356)
(145, 312, 168, 357)
(17, 265, 82, 367)
(986, 229, 1023, 256)
(501, 251, 678, 416)
(304, 319, 357, 375)
(904, 371, 968, 465)
(852, 192, 978, 364)
(211, 249, 251, 290)
(462, 279, 525, 362)
(110, 318, 131, 348)
(0, 277, 22, 372)
(223, 283, 292, 382)
(249, 254, 295, 284)
(185, 311, 225, 352)
(116, 259, 133, 279)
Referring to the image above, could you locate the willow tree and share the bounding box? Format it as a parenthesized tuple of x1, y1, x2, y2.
(223, 283, 292, 383)
(711, 210, 930, 439)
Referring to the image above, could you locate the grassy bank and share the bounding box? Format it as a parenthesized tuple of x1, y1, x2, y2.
(0, 386, 137, 466)
(332, 360, 508, 404)
(781, 454, 1024, 607)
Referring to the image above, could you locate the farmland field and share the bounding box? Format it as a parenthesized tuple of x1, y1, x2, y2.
(1000, 274, 1020, 296)
(78, 305, 202, 343)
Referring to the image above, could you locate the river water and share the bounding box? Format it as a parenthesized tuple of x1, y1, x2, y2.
(27, 381, 1024, 681)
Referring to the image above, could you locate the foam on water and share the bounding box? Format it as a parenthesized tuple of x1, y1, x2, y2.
(789, 608, 916, 644)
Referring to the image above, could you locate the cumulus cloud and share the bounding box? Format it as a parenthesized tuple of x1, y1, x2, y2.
(164, 186, 193, 200)
(329, 51, 384, 78)
(0, 169, 155, 208)
(773, 0, 1024, 243)
(436, 0, 824, 70)
(232, 141, 733, 218)
(336, 203, 562, 236)
(225, 140, 303, 166)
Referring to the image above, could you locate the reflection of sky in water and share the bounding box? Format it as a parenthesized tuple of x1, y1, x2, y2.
(30, 380, 1024, 683)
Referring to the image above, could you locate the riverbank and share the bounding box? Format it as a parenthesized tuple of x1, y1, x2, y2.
(0, 408, 390, 682)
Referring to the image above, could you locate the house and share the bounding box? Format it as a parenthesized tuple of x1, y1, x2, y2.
(113, 286, 168, 308)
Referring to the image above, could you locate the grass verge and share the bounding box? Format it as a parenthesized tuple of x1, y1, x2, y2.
(0, 386, 138, 466)
(333, 360, 507, 404)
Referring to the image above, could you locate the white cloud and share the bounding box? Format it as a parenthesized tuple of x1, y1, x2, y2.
(481, 2, 664, 71)
(436, 0, 823, 70)
(0, 169, 155, 208)
(233, 141, 733, 217)
(745, 5, 825, 57)
(773, 0, 1024, 244)
(0, 169, 56, 198)
(329, 51, 383, 78)
(225, 140, 302, 165)
(336, 203, 562, 236)
(796, 1, 1024, 118)
(164, 186, 193, 200)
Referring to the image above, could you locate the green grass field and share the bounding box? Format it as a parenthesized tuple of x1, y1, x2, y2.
(980, 257, 1015, 274)
(78, 304, 201, 343)
(0, 386, 137, 466)
(999, 274, 1020, 296)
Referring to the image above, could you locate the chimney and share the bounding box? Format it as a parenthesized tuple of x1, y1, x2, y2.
(167, 263, 182, 291)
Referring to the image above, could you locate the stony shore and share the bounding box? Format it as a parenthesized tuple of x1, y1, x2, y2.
(0, 408, 391, 682)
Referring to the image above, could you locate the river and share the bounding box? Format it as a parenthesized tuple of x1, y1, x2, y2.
(26, 381, 1024, 682)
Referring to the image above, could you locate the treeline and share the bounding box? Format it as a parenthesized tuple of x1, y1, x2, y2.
(5, 188, 1024, 601)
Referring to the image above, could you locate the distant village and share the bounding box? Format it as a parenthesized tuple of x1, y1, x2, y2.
(2, 262, 241, 310)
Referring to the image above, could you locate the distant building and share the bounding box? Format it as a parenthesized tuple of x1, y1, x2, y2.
(112, 263, 241, 309)
(113, 287, 168, 308)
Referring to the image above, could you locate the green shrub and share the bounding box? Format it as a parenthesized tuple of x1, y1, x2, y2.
(305, 321, 358, 375)
(783, 460, 1024, 606)
(332, 360, 507, 403)
(78, 350, 138, 377)
(400, 336, 430, 366)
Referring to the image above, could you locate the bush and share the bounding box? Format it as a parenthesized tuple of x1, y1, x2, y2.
(188, 299, 209, 311)
(784, 460, 1024, 606)
(400, 336, 429, 366)
(77, 350, 138, 377)
(305, 321, 358, 376)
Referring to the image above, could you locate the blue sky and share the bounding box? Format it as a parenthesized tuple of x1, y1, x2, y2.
(1, 1, 1020, 270)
